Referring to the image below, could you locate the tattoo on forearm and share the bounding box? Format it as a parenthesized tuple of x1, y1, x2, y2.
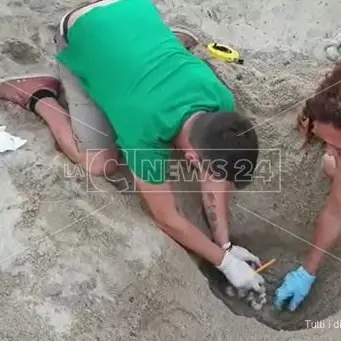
(203, 192, 218, 231)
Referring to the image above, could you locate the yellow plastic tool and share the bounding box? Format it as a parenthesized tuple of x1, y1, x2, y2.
(255, 258, 277, 274)
(207, 42, 244, 65)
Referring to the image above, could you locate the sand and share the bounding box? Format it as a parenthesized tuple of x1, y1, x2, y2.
(1, 0, 341, 340)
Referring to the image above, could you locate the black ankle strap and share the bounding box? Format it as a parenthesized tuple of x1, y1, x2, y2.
(29, 89, 57, 114)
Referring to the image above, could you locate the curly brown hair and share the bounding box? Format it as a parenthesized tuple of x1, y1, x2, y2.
(299, 62, 341, 142)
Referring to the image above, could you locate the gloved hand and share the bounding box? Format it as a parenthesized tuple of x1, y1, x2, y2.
(275, 266, 316, 312)
(223, 242, 262, 268)
(217, 251, 265, 293)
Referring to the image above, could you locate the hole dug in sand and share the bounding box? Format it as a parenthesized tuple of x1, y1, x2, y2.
(199, 229, 341, 331)
(194, 156, 339, 331)
(193, 151, 341, 331)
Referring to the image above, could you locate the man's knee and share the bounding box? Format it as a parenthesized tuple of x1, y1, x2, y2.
(81, 149, 119, 176)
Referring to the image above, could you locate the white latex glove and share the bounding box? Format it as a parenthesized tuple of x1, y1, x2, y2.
(217, 251, 265, 293)
(223, 242, 261, 268)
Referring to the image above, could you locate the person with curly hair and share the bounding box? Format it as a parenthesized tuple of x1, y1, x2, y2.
(276, 62, 341, 312)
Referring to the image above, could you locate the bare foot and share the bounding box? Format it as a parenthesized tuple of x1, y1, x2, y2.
(0, 76, 60, 111)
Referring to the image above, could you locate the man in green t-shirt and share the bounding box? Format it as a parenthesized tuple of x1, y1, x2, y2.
(0, 0, 264, 296)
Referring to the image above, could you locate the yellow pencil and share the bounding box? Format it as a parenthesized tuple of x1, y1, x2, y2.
(255, 258, 277, 274)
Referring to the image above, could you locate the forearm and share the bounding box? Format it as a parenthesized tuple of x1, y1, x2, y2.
(305, 193, 341, 274)
(201, 190, 230, 248)
(155, 212, 225, 266)
(136, 179, 225, 267)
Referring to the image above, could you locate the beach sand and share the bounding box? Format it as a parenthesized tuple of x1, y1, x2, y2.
(1, 0, 341, 339)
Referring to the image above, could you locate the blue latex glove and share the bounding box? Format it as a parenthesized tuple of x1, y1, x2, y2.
(275, 266, 316, 312)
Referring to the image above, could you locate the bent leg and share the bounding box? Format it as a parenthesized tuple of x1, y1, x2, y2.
(35, 97, 118, 176)
(55, 23, 119, 176)
(0, 75, 117, 176)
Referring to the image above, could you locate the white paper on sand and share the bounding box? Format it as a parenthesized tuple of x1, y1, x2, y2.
(0, 126, 27, 153)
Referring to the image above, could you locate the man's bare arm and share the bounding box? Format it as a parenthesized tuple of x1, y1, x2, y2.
(305, 164, 341, 274)
(135, 177, 225, 266)
(200, 178, 231, 248)
(135, 177, 265, 293)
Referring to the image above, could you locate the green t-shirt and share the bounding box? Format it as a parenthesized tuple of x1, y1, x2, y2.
(56, 0, 235, 184)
